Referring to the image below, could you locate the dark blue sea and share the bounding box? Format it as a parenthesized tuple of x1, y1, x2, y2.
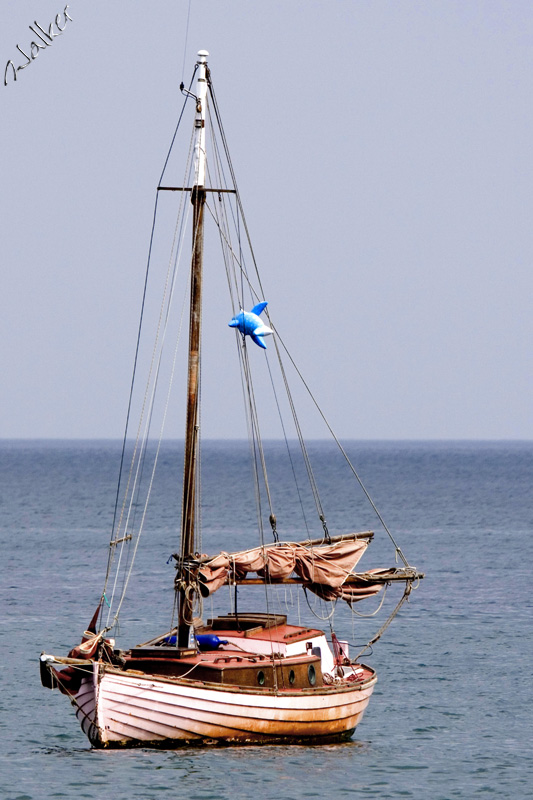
(1, 440, 531, 799)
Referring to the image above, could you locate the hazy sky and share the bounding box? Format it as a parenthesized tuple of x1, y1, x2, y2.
(2, 1, 532, 439)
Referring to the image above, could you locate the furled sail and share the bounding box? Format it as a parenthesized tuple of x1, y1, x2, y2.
(188, 538, 385, 603)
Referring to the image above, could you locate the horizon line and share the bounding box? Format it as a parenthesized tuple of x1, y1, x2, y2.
(0, 436, 531, 444)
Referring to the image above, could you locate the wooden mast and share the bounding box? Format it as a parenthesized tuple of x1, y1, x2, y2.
(178, 50, 209, 648)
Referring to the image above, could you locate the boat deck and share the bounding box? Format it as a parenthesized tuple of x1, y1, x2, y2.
(122, 614, 368, 690)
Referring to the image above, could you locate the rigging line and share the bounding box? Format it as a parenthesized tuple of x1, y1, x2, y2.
(303, 587, 337, 621)
(202, 130, 239, 311)
(237, 186, 244, 307)
(160, 65, 198, 187)
(206, 79, 262, 305)
(241, 339, 275, 525)
(207, 77, 269, 304)
(110, 248, 193, 628)
(249, 362, 274, 518)
(207, 102, 246, 307)
(202, 101, 258, 310)
(102, 85, 196, 603)
(349, 584, 388, 618)
(123, 151, 195, 553)
(352, 581, 414, 661)
(102, 192, 159, 601)
(109, 200, 192, 619)
(125, 137, 196, 532)
(104, 129, 197, 622)
(204, 111, 247, 314)
(180, 0, 193, 82)
(206, 135, 325, 547)
(106, 134, 196, 623)
(211, 197, 238, 313)
(206, 187, 260, 556)
(269, 325, 409, 567)
(205, 104, 239, 235)
(264, 351, 311, 537)
(240, 356, 281, 686)
(204, 210, 257, 336)
(106, 278, 184, 627)
(203, 196, 264, 342)
(209, 79, 329, 540)
(204, 201, 254, 297)
(128, 255, 193, 561)
(272, 329, 328, 535)
(234, 334, 265, 547)
(241, 342, 266, 545)
(235, 334, 266, 549)
(208, 165, 244, 317)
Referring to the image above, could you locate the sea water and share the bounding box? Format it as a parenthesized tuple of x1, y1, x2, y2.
(0, 440, 531, 800)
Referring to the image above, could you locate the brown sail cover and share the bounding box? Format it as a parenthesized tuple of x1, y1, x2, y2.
(197, 539, 383, 603)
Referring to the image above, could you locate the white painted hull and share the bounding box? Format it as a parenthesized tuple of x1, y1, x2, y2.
(72, 663, 376, 748)
(73, 673, 98, 743)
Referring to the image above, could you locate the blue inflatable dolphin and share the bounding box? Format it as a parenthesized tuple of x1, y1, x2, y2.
(228, 302, 273, 349)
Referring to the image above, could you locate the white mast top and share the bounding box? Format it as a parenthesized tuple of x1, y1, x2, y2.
(193, 50, 209, 188)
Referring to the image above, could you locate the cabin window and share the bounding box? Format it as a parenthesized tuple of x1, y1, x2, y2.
(308, 664, 316, 686)
(257, 670, 265, 686)
(288, 669, 295, 685)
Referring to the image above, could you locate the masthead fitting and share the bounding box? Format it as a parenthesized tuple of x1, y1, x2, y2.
(197, 50, 209, 63)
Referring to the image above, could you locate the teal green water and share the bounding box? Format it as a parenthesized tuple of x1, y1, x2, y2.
(1, 440, 531, 799)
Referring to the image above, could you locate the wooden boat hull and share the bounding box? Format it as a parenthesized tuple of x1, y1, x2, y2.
(73, 663, 377, 748)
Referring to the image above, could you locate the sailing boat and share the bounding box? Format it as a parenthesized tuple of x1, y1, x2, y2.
(40, 51, 423, 748)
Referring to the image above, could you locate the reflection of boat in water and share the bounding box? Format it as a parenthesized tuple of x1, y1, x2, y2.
(40, 50, 423, 748)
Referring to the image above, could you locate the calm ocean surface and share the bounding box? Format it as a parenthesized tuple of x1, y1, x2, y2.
(0, 440, 531, 799)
